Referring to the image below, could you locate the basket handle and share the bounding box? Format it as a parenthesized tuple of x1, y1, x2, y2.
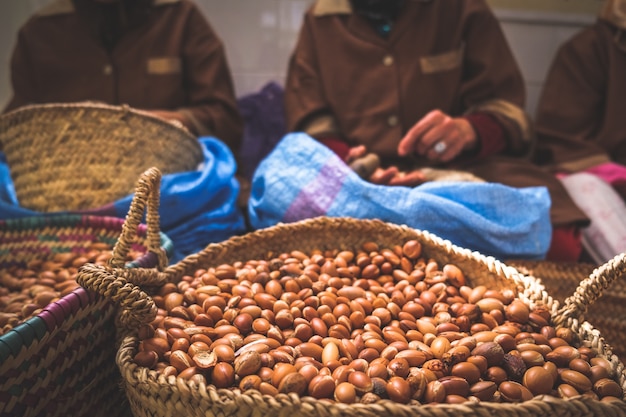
(109, 166, 168, 270)
(76, 167, 172, 327)
(77, 263, 161, 328)
(554, 251, 626, 327)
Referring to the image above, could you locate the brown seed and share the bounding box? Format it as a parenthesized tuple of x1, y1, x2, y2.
(387, 377, 412, 404)
(234, 350, 262, 377)
(134, 351, 158, 369)
(278, 372, 307, 395)
(593, 378, 623, 398)
(439, 376, 469, 398)
(402, 240, 422, 259)
(423, 380, 446, 404)
(523, 366, 553, 396)
(451, 362, 481, 385)
(212, 362, 235, 388)
(170, 350, 194, 372)
(560, 369, 592, 393)
(335, 381, 357, 403)
(469, 381, 497, 401)
(308, 374, 336, 399)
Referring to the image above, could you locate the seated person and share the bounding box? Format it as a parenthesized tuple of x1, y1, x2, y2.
(284, 0, 589, 262)
(534, 0, 626, 263)
(3, 0, 243, 153)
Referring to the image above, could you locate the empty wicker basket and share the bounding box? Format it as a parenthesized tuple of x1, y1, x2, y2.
(0, 101, 203, 213)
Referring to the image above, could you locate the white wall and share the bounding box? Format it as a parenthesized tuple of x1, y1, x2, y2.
(0, 0, 598, 118)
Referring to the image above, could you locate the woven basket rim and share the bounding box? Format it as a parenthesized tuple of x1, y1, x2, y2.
(104, 217, 626, 416)
(0, 101, 199, 147)
(0, 102, 204, 212)
(0, 213, 173, 363)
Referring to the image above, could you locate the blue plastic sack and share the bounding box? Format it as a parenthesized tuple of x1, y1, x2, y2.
(248, 133, 552, 260)
(0, 137, 246, 263)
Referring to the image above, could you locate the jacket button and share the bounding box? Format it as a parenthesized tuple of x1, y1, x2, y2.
(383, 55, 394, 66)
(103, 64, 113, 75)
(387, 115, 399, 127)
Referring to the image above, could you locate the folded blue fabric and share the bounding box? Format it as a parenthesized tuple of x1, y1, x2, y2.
(248, 133, 552, 260)
(0, 138, 246, 263)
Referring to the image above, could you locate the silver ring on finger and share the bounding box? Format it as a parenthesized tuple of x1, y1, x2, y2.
(433, 141, 447, 154)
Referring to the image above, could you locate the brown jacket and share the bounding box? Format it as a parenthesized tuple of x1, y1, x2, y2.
(3, 0, 243, 152)
(285, 0, 588, 227)
(535, 13, 626, 172)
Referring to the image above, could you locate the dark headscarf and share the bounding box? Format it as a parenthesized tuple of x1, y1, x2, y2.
(72, 0, 154, 50)
(350, 0, 406, 22)
(350, 0, 406, 38)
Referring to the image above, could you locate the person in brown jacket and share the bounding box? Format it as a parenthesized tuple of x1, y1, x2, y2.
(534, 0, 626, 262)
(284, 0, 589, 261)
(3, 0, 243, 153)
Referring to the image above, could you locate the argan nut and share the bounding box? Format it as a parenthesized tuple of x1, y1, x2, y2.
(309, 374, 336, 399)
(423, 380, 446, 404)
(523, 366, 553, 395)
(451, 362, 481, 385)
(594, 378, 623, 398)
(499, 381, 533, 402)
(560, 370, 592, 393)
(387, 376, 412, 404)
(170, 350, 194, 372)
(278, 372, 307, 395)
(239, 374, 262, 391)
(347, 371, 372, 395)
(505, 300, 530, 324)
(469, 381, 497, 401)
(335, 382, 357, 404)
(271, 363, 298, 387)
(557, 383, 580, 398)
(193, 350, 218, 369)
(471, 342, 504, 367)
(212, 362, 235, 388)
(134, 351, 158, 369)
(234, 350, 262, 377)
(439, 376, 469, 398)
(546, 346, 580, 368)
(402, 240, 422, 259)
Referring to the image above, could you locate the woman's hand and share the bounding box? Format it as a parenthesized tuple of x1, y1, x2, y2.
(397, 109, 477, 162)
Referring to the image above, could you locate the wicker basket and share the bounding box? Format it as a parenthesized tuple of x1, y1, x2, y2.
(0, 171, 173, 417)
(0, 101, 203, 213)
(77, 165, 626, 417)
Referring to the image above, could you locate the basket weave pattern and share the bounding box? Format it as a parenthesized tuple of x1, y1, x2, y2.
(0, 102, 203, 212)
(0, 213, 171, 417)
(79, 215, 626, 417)
(508, 260, 626, 365)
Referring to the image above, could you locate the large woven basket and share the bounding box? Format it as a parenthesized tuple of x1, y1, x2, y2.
(0, 172, 173, 417)
(77, 168, 626, 417)
(0, 101, 203, 213)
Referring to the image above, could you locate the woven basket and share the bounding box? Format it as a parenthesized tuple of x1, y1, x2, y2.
(77, 169, 626, 417)
(0, 171, 173, 417)
(0, 101, 203, 213)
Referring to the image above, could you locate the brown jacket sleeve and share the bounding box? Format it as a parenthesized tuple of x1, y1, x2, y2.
(178, 4, 243, 153)
(284, 12, 340, 139)
(534, 22, 612, 171)
(457, 0, 532, 156)
(4, 29, 37, 113)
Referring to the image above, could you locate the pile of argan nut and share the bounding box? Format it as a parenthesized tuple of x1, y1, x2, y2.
(134, 240, 624, 404)
(0, 243, 141, 335)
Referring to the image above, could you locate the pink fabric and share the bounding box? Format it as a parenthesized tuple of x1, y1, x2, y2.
(584, 162, 626, 199)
